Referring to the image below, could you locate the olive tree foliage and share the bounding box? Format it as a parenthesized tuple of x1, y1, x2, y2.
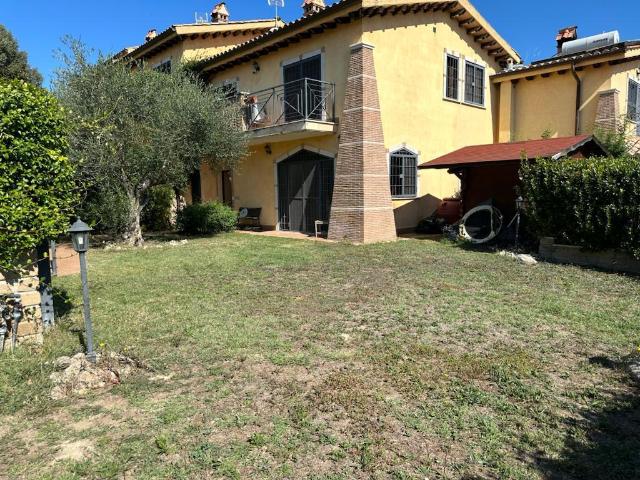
(54, 41, 247, 245)
(0, 25, 42, 85)
(0, 80, 77, 272)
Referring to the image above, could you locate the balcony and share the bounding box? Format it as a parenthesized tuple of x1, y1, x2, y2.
(243, 78, 337, 144)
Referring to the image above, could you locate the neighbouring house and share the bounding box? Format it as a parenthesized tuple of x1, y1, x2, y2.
(121, 3, 281, 71)
(493, 26, 640, 147)
(191, 0, 520, 242)
(419, 134, 608, 220)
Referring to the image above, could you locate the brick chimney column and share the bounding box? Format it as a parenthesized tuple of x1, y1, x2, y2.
(328, 43, 397, 243)
(595, 89, 620, 132)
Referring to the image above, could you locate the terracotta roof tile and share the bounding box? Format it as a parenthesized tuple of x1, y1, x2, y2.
(419, 135, 595, 169)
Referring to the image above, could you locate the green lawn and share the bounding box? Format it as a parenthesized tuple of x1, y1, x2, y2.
(1, 233, 639, 479)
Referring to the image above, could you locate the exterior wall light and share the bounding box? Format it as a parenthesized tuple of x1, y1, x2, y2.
(68, 218, 96, 363)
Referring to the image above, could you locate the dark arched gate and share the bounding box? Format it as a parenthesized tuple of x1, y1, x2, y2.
(277, 150, 334, 234)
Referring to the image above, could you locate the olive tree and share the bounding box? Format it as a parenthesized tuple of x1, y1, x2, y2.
(0, 80, 76, 272)
(55, 43, 247, 245)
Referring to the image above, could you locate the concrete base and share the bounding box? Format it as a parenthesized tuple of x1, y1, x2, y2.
(539, 237, 640, 274)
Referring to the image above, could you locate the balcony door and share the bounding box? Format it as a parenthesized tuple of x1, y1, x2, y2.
(283, 54, 322, 122)
(278, 149, 334, 234)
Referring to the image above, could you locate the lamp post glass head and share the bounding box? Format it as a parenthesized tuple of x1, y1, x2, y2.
(69, 218, 93, 253)
(516, 196, 525, 211)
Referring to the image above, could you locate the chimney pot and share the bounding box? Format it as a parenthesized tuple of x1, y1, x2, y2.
(556, 26, 578, 54)
(302, 0, 326, 17)
(212, 2, 230, 23)
(145, 29, 157, 42)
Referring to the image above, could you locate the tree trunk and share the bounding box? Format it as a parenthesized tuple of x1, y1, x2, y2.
(123, 193, 144, 246)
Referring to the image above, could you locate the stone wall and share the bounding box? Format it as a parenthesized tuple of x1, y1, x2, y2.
(1, 255, 44, 350)
(539, 237, 640, 275)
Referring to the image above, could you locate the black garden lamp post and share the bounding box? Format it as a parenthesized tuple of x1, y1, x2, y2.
(69, 218, 96, 363)
(515, 196, 525, 251)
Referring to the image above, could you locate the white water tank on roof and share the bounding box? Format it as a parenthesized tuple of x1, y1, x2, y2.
(561, 31, 620, 56)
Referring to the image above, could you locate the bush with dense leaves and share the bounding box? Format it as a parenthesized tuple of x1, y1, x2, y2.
(142, 185, 175, 232)
(0, 80, 77, 271)
(520, 156, 640, 257)
(177, 202, 237, 235)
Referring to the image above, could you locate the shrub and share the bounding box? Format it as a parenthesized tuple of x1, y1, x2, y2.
(0, 80, 77, 271)
(520, 156, 640, 258)
(142, 185, 175, 232)
(177, 202, 237, 235)
(79, 186, 130, 234)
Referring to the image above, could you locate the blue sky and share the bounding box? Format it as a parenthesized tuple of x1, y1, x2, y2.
(3, 0, 639, 87)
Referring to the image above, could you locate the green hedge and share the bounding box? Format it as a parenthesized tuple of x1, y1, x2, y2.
(177, 202, 237, 235)
(520, 157, 640, 258)
(0, 80, 77, 271)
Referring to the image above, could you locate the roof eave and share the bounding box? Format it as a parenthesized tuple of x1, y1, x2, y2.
(197, 0, 521, 75)
(492, 41, 640, 81)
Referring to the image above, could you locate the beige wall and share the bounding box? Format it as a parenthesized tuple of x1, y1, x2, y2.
(209, 21, 362, 118)
(144, 31, 262, 68)
(495, 54, 640, 142)
(201, 9, 510, 231)
(233, 136, 339, 229)
(365, 10, 502, 229)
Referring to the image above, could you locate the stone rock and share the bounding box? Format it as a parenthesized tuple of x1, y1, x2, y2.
(498, 250, 538, 265)
(629, 359, 640, 383)
(54, 356, 72, 370)
(516, 254, 538, 266)
(49, 351, 140, 400)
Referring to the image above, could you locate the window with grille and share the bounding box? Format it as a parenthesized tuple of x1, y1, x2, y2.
(154, 60, 171, 74)
(629, 78, 640, 134)
(445, 54, 460, 100)
(464, 61, 485, 106)
(222, 81, 239, 101)
(390, 149, 417, 198)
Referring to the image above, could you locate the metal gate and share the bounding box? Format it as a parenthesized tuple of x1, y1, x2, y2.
(278, 150, 334, 234)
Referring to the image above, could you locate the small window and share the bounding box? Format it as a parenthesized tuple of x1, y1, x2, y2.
(154, 60, 171, 74)
(390, 149, 417, 198)
(222, 80, 239, 100)
(464, 61, 485, 106)
(628, 78, 640, 134)
(445, 54, 460, 100)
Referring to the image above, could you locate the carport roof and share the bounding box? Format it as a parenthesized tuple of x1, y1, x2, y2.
(419, 135, 604, 169)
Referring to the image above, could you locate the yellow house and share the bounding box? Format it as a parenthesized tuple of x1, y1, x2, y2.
(120, 3, 281, 71)
(493, 26, 640, 145)
(119, 2, 639, 242)
(188, 0, 520, 242)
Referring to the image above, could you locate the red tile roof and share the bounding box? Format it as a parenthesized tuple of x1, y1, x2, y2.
(420, 135, 597, 169)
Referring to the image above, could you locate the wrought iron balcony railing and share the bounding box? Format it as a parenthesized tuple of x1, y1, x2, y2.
(243, 78, 336, 131)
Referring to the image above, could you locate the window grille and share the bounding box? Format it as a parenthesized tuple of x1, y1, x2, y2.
(222, 81, 239, 101)
(390, 149, 417, 198)
(464, 61, 485, 106)
(445, 55, 459, 100)
(629, 78, 640, 135)
(154, 60, 172, 74)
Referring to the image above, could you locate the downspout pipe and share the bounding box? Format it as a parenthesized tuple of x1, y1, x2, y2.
(571, 63, 582, 135)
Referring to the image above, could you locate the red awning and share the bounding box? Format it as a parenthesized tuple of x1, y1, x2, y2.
(420, 135, 598, 169)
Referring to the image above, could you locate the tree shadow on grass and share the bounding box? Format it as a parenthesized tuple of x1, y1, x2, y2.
(52, 286, 74, 319)
(537, 360, 640, 480)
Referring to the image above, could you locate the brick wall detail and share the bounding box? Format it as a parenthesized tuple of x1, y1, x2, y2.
(328, 42, 397, 243)
(594, 88, 620, 132)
